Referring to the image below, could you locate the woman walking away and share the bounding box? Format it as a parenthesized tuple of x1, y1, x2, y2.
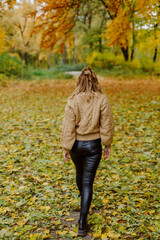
(61, 67, 114, 237)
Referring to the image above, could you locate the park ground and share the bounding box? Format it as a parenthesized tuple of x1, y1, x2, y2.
(0, 76, 160, 240)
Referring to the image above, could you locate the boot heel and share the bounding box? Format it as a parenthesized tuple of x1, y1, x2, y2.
(78, 229, 87, 237)
(78, 225, 89, 237)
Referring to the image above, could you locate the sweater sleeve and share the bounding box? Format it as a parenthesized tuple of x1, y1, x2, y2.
(61, 98, 76, 154)
(100, 95, 114, 149)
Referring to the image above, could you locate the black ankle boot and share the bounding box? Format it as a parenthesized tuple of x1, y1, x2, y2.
(78, 214, 89, 237)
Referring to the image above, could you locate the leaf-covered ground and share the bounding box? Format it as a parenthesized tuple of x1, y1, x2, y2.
(0, 77, 160, 240)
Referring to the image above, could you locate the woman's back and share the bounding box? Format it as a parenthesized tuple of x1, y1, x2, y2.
(61, 90, 114, 153)
(70, 91, 113, 133)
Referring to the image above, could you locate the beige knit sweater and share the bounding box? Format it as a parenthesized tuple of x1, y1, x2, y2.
(61, 91, 114, 154)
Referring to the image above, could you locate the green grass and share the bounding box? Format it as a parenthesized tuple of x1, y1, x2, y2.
(94, 66, 159, 79)
(31, 68, 73, 80)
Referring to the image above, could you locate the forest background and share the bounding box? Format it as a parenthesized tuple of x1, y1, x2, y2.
(0, 0, 159, 80)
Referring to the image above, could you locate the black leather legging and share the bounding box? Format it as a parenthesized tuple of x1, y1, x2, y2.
(70, 138, 102, 216)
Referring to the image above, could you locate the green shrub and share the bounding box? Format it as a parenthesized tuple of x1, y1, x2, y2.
(86, 51, 124, 69)
(140, 58, 156, 73)
(0, 52, 30, 79)
(153, 61, 160, 75)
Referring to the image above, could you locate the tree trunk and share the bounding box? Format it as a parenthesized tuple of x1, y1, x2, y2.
(131, 48, 134, 61)
(24, 52, 28, 65)
(153, 47, 158, 62)
(153, 23, 158, 62)
(99, 37, 102, 52)
(18, 51, 23, 61)
(121, 46, 129, 61)
(88, 15, 92, 29)
(130, 21, 135, 61)
(47, 51, 51, 69)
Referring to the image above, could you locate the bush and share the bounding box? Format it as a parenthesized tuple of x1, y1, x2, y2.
(86, 51, 124, 69)
(86, 50, 160, 76)
(154, 61, 160, 75)
(140, 58, 156, 73)
(0, 52, 30, 79)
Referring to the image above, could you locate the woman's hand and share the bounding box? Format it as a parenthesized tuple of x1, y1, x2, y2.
(104, 148, 111, 159)
(63, 152, 70, 162)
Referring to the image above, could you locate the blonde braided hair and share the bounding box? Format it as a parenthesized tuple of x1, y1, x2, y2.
(70, 67, 102, 99)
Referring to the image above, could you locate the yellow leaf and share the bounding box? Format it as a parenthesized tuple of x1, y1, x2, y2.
(93, 232, 101, 238)
(29, 196, 36, 204)
(101, 233, 107, 239)
(66, 218, 74, 222)
(150, 226, 155, 231)
(123, 196, 129, 202)
(0, 207, 10, 214)
(149, 210, 155, 214)
(42, 229, 50, 239)
(56, 230, 68, 235)
(58, 211, 63, 215)
(17, 218, 29, 226)
(119, 226, 125, 231)
(107, 231, 120, 238)
(131, 232, 136, 235)
(102, 199, 109, 204)
(29, 233, 39, 240)
(69, 231, 77, 237)
(112, 174, 120, 180)
(40, 206, 50, 211)
(112, 211, 118, 216)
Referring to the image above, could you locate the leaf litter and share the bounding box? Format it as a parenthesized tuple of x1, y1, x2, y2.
(0, 77, 160, 239)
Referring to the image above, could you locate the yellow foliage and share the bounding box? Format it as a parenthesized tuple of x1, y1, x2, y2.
(0, 27, 5, 54)
(106, 6, 131, 49)
(105, 0, 158, 50)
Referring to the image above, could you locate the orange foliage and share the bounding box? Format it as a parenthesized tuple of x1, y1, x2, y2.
(34, 0, 81, 53)
(0, 0, 16, 10)
(0, 26, 5, 53)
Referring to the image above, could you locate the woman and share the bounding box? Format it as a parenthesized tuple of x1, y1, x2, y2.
(61, 67, 114, 237)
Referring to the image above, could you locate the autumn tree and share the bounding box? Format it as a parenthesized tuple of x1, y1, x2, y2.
(0, 0, 41, 65)
(35, 0, 159, 62)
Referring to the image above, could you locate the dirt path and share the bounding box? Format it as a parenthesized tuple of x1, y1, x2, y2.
(49, 211, 93, 239)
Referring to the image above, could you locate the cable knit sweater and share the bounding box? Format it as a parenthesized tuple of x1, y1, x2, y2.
(61, 91, 114, 154)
